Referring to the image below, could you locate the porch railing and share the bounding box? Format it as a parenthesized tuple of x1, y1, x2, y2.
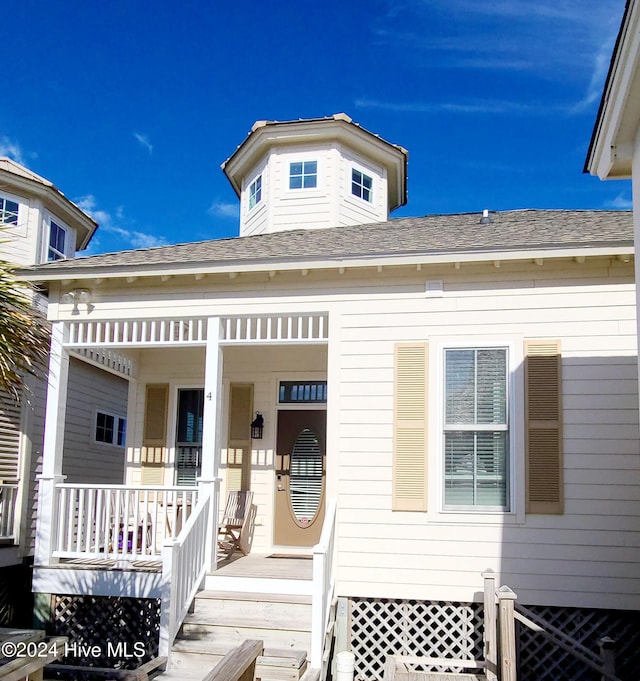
(311, 498, 337, 673)
(53, 484, 199, 560)
(0, 482, 19, 541)
(159, 489, 211, 659)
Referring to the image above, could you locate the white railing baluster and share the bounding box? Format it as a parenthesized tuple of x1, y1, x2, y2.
(277, 316, 282, 340)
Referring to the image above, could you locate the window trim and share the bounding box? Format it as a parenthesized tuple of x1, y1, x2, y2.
(288, 160, 318, 191)
(434, 339, 520, 517)
(0, 194, 21, 227)
(351, 167, 373, 203)
(248, 174, 262, 210)
(94, 410, 127, 447)
(47, 217, 68, 261)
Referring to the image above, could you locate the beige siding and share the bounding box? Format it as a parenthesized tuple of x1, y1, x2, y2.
(62, 358, 127, 483)
(332, 263, 639, 609)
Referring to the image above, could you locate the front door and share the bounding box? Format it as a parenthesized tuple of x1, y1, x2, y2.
(274, 410, 326, 546)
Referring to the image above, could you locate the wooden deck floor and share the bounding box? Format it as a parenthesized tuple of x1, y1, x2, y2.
(58, 553, 313, 580)
(215, 553, 313, 581)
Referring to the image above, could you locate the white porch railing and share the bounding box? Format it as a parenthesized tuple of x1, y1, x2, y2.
(311, 498, 337, 672)
(53, 484, 198, 560)
(0, 482, 18, 541)
(158, 489, 211, 659)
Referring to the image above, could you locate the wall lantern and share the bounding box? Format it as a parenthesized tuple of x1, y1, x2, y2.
(251, 412, 264, 439)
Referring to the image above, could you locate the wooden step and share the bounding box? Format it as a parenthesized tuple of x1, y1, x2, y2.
(255, 649, 308, 681)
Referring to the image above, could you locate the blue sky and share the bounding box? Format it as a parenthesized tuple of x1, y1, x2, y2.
(0, 0, 629, 256)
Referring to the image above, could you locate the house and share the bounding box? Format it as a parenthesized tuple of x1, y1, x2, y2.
(0, 158, 130, 623)
(19, 114, 640, 680)
(585, 0, 640, 379)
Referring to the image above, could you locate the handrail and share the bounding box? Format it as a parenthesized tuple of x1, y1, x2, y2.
(202, 639, 263, 681)
(158, 488, 211, 659)
(514, 605, 623, 681)
(311, 498, 337, 672)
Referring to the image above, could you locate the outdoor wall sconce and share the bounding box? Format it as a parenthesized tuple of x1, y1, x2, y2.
(251, 412, 264, 439)
(60, 288, 93, 315)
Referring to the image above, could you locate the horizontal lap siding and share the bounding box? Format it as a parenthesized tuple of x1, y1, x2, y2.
(334, 265, 640, 610)
(62, 358, 128, 483)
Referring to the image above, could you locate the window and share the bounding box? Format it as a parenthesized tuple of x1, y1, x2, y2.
(351, 169, 372, 202)
(443, 348, 509, 510)
(95, 411, 127, 447)
(175, 388, 203, 485)
(0, 197, 19, 225)
(279, 381, 327, 403)
(249, 175, 262, 209)
(48, 220, 67, 261)
(289, 161, 317, 189)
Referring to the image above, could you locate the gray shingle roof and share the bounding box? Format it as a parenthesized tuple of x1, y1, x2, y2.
(24, 209, 633, 276)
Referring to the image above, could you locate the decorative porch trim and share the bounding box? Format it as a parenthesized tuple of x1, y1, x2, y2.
(63, 313, 329, 349)
(220, 313, 328, 344)
(70, 348, 135, 378)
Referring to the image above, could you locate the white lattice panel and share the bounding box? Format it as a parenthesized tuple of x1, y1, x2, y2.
(350, 599, 483, 681)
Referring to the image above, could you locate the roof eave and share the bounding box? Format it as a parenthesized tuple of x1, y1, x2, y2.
(18, 243, 633, 285)
(585, 0, 640, 179)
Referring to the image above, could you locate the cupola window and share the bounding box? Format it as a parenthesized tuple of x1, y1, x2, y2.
(249, 175, 262, 209)
(0, 197, 19, 225)
(48, 219, 67, 261)
(352, 169, 373, 202)
(289, 161, 317, 189)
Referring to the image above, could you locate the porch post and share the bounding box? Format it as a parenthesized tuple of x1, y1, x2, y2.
(200, 317, 223, 570)
(34, 321, 70, 566)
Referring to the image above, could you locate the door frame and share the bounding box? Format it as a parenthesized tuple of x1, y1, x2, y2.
(271, 373, 327, 549)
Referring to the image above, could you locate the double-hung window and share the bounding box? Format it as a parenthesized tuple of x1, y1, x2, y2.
(249, 175, 262, 209)
(0, 196, 19, 225)
(443, 347, 509, 510)
(48, 219, 67, 261)
(289, 161, 317, 189)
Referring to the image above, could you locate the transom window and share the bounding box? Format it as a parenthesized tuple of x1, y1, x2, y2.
(48, 220, 67, 261)
(289, 161, 317, 189)
(443, 347, 509, 510)
(249, 175, 262, 209)
(95, 411, 127, 447)
(351, 169, 372, 202)
(279, 381, 327, 404)
(0, 197, 19, 225)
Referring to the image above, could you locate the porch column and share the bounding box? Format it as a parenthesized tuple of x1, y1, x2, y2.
(200, 317, 223, 570)
(34, 321, 70, 566)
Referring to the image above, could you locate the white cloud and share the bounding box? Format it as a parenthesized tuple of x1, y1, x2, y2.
(355, 97, 540, 115)
(0, 136, 27, 165)
(75, 194, 168, 251)
(208, 200, 239, 219)
(133, 132, 153, 155)
(604, 193, 633, 210)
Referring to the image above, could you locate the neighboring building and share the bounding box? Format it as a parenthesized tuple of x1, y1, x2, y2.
(585, 0, 640, 377)
(0, 159, 128, 624)
(20, 115, 640, 679)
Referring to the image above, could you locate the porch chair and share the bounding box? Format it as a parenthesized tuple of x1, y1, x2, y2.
(217, 490, 254, 559)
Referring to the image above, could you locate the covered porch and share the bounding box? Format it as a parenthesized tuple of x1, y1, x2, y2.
(32, 312, 337, 666)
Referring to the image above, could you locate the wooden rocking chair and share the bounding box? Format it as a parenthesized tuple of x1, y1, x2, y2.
(217, 490, 254, 559)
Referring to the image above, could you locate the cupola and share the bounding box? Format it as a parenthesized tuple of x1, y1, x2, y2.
(221, 113, 408, 237)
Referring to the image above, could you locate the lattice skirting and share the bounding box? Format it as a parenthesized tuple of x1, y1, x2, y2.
(0, 563, 33, 628)
(518, 604, 640, 681)
(349, 598, 640, 681)
(46, 594, 160, 671)
(350, 599, 484, 681)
